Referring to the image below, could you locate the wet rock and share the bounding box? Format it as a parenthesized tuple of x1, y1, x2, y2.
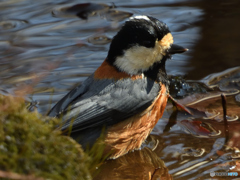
(54, 3, 132, 21)
(0, 95, 91, 180)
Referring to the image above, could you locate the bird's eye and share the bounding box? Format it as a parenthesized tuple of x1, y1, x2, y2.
(141, 40, 154, 48)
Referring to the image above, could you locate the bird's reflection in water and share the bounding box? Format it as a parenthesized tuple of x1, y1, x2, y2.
(93, 147, 172, 180)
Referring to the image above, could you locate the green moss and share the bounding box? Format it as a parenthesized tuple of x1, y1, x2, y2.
(0, 95, 92, 180)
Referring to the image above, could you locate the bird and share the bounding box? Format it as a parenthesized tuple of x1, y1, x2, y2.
(48, 15, 188, 159)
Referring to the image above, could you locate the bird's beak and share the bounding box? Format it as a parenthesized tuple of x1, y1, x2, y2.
(168, 44, 188, 54)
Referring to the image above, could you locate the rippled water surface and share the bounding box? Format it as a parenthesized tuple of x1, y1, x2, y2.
(1, 0, 240, 179)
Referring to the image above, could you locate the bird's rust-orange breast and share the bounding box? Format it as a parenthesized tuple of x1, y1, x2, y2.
(104, 84, 168, 159)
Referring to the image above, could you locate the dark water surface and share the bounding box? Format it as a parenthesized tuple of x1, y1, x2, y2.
(1, 0, 240, 179)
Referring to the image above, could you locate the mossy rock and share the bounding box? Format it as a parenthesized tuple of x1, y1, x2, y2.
(0, 95, 91, 180)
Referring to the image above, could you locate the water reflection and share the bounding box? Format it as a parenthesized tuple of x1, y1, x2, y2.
(94, 147, 172, 180)
(187, 0, 240, 80)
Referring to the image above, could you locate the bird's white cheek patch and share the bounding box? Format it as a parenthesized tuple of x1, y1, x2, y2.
(114, 43, 163, 75)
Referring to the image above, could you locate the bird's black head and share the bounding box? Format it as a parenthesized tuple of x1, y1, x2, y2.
(107, 15, 187, 77)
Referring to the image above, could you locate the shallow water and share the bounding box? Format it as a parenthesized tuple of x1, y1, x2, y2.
(1, 0, 240, 179)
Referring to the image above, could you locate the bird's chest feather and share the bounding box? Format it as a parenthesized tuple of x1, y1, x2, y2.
(104, 84, 168, 159)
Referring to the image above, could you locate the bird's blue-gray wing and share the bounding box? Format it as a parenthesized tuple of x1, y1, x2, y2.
(48, 74, 160, 132)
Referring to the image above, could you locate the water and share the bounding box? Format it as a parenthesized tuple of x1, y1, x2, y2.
(1, 0, 240, 179)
